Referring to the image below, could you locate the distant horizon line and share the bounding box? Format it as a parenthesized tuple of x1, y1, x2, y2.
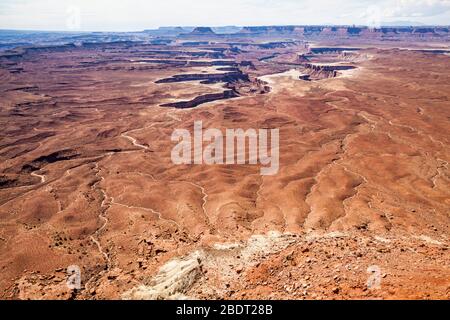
(1, 24, 449, 34)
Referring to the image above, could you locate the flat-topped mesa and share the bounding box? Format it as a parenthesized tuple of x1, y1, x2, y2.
(239, 25, 325, 36)
(158, 72, 269, 109)
(135, 49, 226, 59)
(240, 26, 298, 34)
(190, 27, 216, 35)
(235, 25, 450, 39)
(155, 69, 249, 84)
(81, 40, 141, 48)
(301, 63, 356, 80)
(143, 27, 189, 36)
(309, 47, 361, 54)
(180, 27, 219, 39)
(321, 26, 448, 38)
(380, 27, 438, 35)
(228, 77, 271, 95)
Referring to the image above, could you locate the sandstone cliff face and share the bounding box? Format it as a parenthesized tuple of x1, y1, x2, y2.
(160, 90, 239, 109)
(0, 44, 77, 61)
(301, 63, 356, 80)
(155, 70, 250, 84)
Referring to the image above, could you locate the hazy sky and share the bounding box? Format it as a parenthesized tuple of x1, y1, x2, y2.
(0, 0, 449, 31)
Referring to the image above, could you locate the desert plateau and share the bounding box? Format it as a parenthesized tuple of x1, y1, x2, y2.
(0, 25, 449, 300)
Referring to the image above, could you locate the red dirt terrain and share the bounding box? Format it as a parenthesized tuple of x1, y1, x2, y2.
(0, 33, 449, 300)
